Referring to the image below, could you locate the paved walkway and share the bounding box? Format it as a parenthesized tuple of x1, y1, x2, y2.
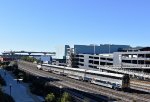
(0, 69, 44, 102)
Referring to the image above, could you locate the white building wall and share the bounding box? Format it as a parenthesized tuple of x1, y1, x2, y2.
(83, 54, 89, 68)
(78, 54, 113, 69)
(55, 45, 65, 59)
(113, 53, 121, 66)
(77, 51, 150, 69)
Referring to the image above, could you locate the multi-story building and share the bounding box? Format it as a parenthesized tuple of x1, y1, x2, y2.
(54, 45, 70, 65)
(76, 53, 113, 69)
(66, 44, 131, 67)
(55, 45, 70, 59)
(75, 47, 150, 70)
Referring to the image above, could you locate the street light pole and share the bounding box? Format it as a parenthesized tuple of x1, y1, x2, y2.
(9, 84, 12, 96)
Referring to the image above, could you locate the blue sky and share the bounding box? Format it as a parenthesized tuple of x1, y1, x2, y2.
(0, 0, 150, 52)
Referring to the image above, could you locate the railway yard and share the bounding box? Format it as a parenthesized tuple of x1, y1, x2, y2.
(18, 61, 150, 102)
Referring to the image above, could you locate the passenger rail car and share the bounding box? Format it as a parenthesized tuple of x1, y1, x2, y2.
(85, 70, 130, 89)
(40, 64, 130, 90)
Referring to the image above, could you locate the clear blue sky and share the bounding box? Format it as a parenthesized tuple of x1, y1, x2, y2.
(0, 0, 150, 52)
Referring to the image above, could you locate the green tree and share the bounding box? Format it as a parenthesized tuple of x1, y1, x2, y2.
(45, 93, 55, 102)
(21, 56, 38, 63)
(61, 92, 72, 102)
(83, 98, 90, 102)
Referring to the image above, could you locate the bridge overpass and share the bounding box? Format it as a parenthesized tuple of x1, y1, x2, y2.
(2, 51, 56, 59)
(2, 51, 56, 56)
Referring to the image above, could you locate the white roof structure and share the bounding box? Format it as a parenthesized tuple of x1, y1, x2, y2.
(86, 70, 124, 78)
(43, 64, 124, 78)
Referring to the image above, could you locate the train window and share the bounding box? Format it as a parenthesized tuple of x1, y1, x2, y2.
(96, 80, 107, 84)
(86, 72, 122, 80)
(107, 81, 112, 85)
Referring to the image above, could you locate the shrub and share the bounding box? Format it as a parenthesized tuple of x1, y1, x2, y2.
(45, 93, 55, 102)
(61, 92, 72, 102)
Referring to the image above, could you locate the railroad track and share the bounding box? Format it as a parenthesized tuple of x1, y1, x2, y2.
(131, 79, 150, 88)
(130, 84, 150, 93)
(18, 61, 150, 102)
(130, 79, 150, 99)
(18, 64, 107, 102)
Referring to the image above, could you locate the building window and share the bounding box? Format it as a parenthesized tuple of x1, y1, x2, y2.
(145, 60, 150, 64)
(88, 65, 93, 68)
(138, 54, 144, 58)
(138, 60, 144, 64)
(107, 58, 113, 61)
(94, 66, 97, 68)
(76, 55, 79, 57)
(132, 60, 137, 64)
(146, 54, 150, 58)
(79, 63, 84, 66)
(122, 60, 131, 63)
(100, 58, 106, 60)
(94, 57, 99, 59)
(89, 60, 93, 63)
(107, 63, 113, 65)
(94, 61, 99, 65)
(100, 62, 106, 65)
(80, 59, 84, 62)
(89, 56, 93, 59)
(80, 55, 84, 57)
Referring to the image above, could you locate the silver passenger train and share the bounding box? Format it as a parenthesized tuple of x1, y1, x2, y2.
(38, 64, 130, 90)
